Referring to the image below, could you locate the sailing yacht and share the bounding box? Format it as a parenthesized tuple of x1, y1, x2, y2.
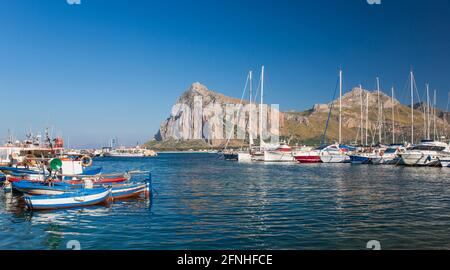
(399, 140, 450, 166)
(320, 69, 349, 163)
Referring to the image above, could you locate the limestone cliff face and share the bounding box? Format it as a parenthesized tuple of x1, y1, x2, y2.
(155, 82, 280, 145)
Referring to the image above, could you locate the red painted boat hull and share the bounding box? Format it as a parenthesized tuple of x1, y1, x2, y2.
(294, 155, 322, 163)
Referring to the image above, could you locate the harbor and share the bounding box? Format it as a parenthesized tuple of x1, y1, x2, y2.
(2, 0, 450, 255)
(1, 152, 450, 249)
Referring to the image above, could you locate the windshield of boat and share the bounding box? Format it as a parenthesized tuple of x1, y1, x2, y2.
(384, 148, 397, 154)
(411, 145, 446, 151)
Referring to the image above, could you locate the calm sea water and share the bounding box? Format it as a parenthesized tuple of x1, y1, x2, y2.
(1, 153, 450, 250)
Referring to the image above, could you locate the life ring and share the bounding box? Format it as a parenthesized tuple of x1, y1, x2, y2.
(80, 155, 92, 167)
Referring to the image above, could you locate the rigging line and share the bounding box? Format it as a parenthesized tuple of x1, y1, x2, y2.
(224, 73, 250, 150)
(321, 76, 339, 146)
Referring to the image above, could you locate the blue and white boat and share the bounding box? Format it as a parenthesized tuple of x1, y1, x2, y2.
(23, 187, 112, 210)
(12, 180, 77, 195)
(349, 154, 371, 164)
(13, 176, 152, 199)
(111, 181, 151, 200)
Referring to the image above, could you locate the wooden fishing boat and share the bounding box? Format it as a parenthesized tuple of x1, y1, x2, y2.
(14, 180, 150, 199)
(110, 182, 151, 200)
(13, 180, 77, 195)
(23, 188, 112, 210)
(6, 174, 130, 184)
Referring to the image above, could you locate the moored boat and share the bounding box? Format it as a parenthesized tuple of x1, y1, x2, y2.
(111, 181, 151, 200)
(293, 146, 322, 163)
(319, 144, 352, 163)
(263, 143, 294, 162)
(237, 152, 252, 162)
(399, 140, 449, 166)
(381, 145, 406, 165)
(23, 187, 112, 210)
(349, 153, 371, 164)
(440, 156, 450, 168)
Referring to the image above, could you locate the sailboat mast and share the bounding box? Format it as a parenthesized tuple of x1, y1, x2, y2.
(339, 69, 342, 144)
(249, 70, 253, 149)
(426, 84, 430, 140)
(260, 65, 264, 150)
(410, 70, 414, 144)
(365, 86, 369, 146)
(377, 77, 382, 144)
(391, 86, 395, 144)
(360, 84, 363, 145)
(433, 89, 437, 140)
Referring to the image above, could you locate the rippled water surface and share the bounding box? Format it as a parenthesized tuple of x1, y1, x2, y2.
(1, 153, 450, 250)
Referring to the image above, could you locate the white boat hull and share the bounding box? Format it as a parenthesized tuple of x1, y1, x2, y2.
(440, 159, 450, 168)
(320, 154, 349, 163)
(237, 152, 252, 162)
(26, 189, 111, 210)
(400, 153, 441, 166)
(263, 151, 294, 162)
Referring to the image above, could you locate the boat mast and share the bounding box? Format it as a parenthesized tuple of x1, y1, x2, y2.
(366, 86, 369, 146)
(426, 83, 430, 140)
(260, 65, 264, 151)
(446, 92, 450, 140)
(339, 69, 342, 145)
(433, 89, 437, 140)
(392, 86, 395, 144)
(377, 77, 382, 144)
(360, 84, 363, 146)
(249, 70, 253, 150)
(410, 70, 414, 144)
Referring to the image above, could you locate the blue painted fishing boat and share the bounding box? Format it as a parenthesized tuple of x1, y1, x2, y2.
(13, 173, 152, 199)
(0, 166, 43, 176)
(23, 187, 112, 210)
(12, 180, 77, 195)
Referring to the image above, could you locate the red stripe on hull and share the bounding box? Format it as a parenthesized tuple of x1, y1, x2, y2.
(294, 156, 322, 163)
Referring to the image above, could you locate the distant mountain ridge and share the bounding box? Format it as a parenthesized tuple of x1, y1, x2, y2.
(147, 83, 449, 149)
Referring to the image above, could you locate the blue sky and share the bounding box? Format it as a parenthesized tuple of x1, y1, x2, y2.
(1, 0, 449, 147)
